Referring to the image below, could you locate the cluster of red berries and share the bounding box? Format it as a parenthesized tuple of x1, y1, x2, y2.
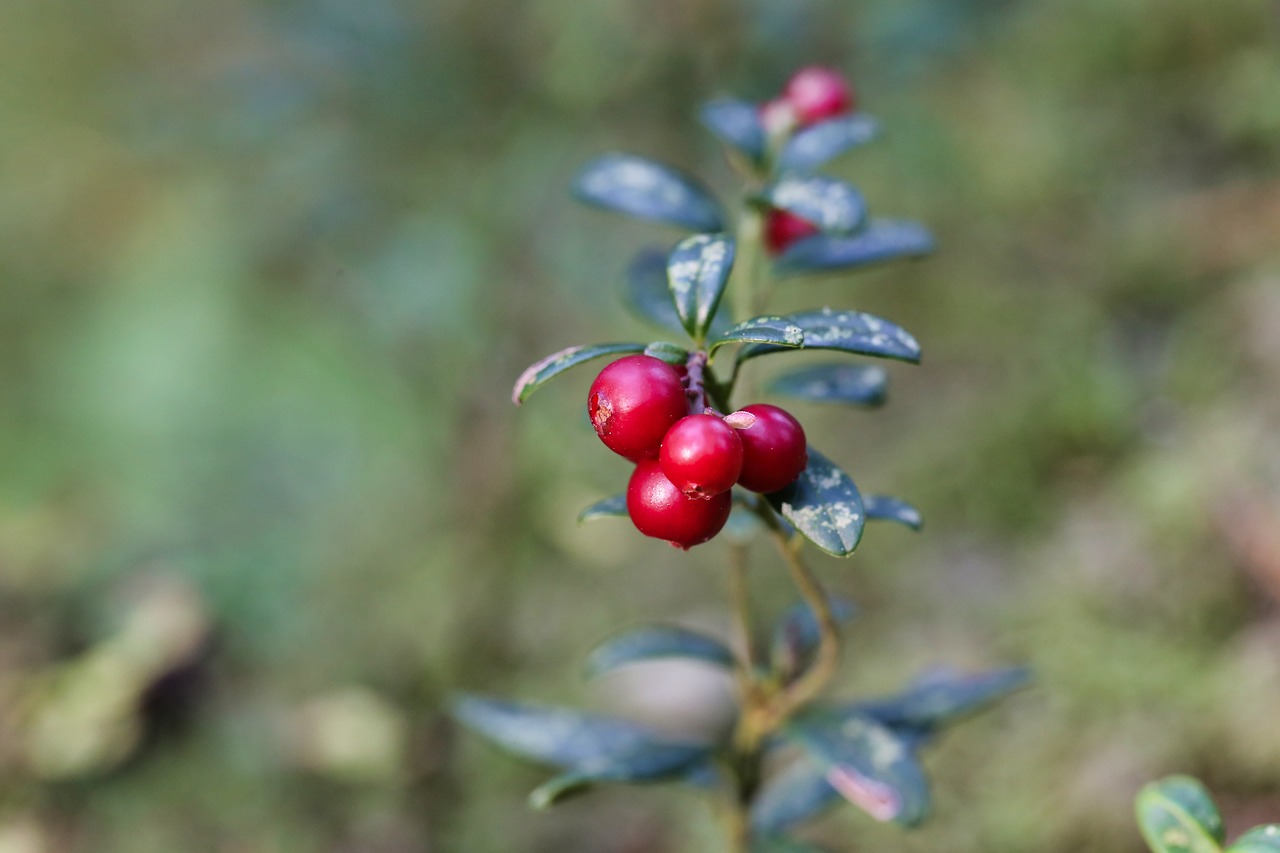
(588, 355, 808, 549)
(760, 66, 857, 255)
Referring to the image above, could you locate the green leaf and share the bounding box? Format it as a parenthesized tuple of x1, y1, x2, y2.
(778, 114, 881, 173)
(847, 667, 1030, 733)
(644, 341, 690, 364)
(751, 755, 843, 835)
(775, 219, 933, 275)
(760, 176, 866, 234)
(751, 835, 829, 853)
(585, 624, 734, 677)
(767, 363, 888, 407)
(863, 495, 922, 530)
(765, 447, 865, 558)
(512, 343, 645, 405)
(528, 756, 717, 810)
(667, 233, 736, 341)
(1228, 826, 1280, 853)
(1136, 776, 1226, 853)
(573, 154, 724, 232)
(771, 596, 857, 681)
(700, 98, 766, 164)
(626, 247, 731, 337)
(577, 494, 627, 524)
(738, 308, 920, 365)
(709, 316, 805, 354)
(785, 712, 931, 826)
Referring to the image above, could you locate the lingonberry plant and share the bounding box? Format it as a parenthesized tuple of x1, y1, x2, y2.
(454, 68, 1029, 852)
(1136, 776, 1280, 853)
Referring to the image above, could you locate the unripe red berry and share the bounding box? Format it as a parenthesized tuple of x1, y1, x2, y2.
(764, 209, 820, 255)
(784, 66, 855, 126)
(659, 414, 743, 500)
(627, 459, 732, 549)
(736, 404, 808, 494)
(588, 355, 689, 461)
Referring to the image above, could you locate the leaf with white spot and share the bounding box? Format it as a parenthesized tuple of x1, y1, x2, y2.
(738, 308, 920, 365)
(701, 98, 767, 165)
(667, 233, 736, 341)
(765, 447, 865, 558)
(708, 316, 805, 356)
(1228, 826, 1280, 853)
(512, 343, 646, 405)
(863, 495, 923, 530)
(577, 494, 627, 524)
(1136, 776, 1226, 853)
(585, 624, 734, 677)
(775, 219, 933, 275)
(767, 363, 888, 407)
(778, 114, 881, 173)
(760, 176, 866, 234)
(573, 154, 724, 232)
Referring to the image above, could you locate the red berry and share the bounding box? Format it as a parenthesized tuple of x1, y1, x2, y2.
(659, 414, 743, 499)
(627, 459, 732, 549)
(588, 355, 689, 461)
(736, 404, 808, 494)
(764, 209, 820, 255)
(784, 66, 854, 126)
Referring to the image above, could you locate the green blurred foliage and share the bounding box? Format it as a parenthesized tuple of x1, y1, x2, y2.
(0, 0, 1277, 850)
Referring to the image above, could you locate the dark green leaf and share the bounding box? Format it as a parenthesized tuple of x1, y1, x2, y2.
(863, 495, 922, 530)
(775, 219, 933, 275)
(709, 316, 805, 354)
(1136, 776, 1225, 853)
(644, 341, 690, 364)
(625, 248, 685, 336)
(738, 308, 920, 365)
(751, 835, 829, 853)
(577, 494, 627, 524)
(1228, 826, 1280, 853)
(751, 755, 843, 834)
(767, 363, 888, 407)
(847, 667, 1030, 732)
(771, 597, 857, 681)
(701, 98, 766, 164)
(585, 624, 734, 677)
(765, 447, 865, 558)
(667, 233, 736, 341)
(573, 154, 724, 232)
(785, 712, 931, 826)
(760, 177, 866, 234)
(512, 342, 645, 405)
(778, 114, 881, 173)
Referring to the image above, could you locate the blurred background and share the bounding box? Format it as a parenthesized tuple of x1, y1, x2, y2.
(0, 0, 1278, 850)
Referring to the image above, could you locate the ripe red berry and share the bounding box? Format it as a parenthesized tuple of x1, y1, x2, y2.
(736, 404, 808, 494)
(764, 209, 820, 255)
(783, 66, 855, 126)
(588, 355, 689, 461)
(627, 459, 732, 549)
(659, 414, 743, 499)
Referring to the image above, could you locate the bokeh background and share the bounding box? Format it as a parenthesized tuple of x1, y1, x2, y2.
(1, 0, 1278, 850)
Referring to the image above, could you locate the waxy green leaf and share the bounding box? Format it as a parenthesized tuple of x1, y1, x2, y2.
(767, 363, 888, 407)
(577, 494, 627, 524)
(765, 447, 865, 558)
(512, 342, 645, 405)
(667, 233, 736, 341)
(585, 624, 734, 677)
(1136, 776, 1226, 853)
(863, 495, 923, 530)
(738, 308, 920, 365)
(751, 755, 843, 835)
(701, 98, 767, 164)
(709, 316, 805, 354)
(573, 154, 724, 232)
(775, 219, 933, 275)
(771, 596, 857, 681)
(760, 176, 866, 234)
(846, 667, 1030, 732)
(779, 114, 881, 173)
(1228, 826, 1280, 853)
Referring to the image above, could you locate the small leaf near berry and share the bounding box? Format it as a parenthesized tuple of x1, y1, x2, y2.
(513, 343, 646, 405)
(759, 176, 867, 235)
(577, 494, 628, 524)
(765, 447, 865, 558)
(700, 98, 767, 165)
(774, 219, 934, 275)
(779, 114, 881, 173)
(863, 495, 923, 530)
(708, 316, 805, 354)
(737, 308, 920, 365)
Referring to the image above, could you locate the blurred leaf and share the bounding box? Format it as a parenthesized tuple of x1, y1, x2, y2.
(847, 667, 1030, 732)
(1136, 776, 1226, 853)
(644, 341, 690, 364)
(779, 114, 881, 173)
(701, 98, 766, 164)
(738, 308, 920, 365)
(767, 363, 888, 407)
(759, 177, 866, 234)
(771, 596, 857, 681)
(765, 447, 865, 557)
(528, 755, 716, 810)
(577, 494, 627, 524)
(1228, 826, 1280, 853)
(775, 220, 934, 275)
(584, 624, 734, 677)
(723, 505, 767, 544)
(751, 755, 843, 835)
(751, 834, 830, 853)
(784, 712, 930, 826)
(573, 154, 724, 232)
(512, 343, 645, 405)
(863, 495, 923, 530)
(626, 247, 731, 337)
(667, 233, 736, 341)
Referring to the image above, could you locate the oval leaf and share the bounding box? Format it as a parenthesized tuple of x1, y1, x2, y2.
(667, 233, 736, 341)
(765, 447, 865, 557)
(775, 219, 934, 275)
(644, 341, 690, 364)
(573, 154, 724, 232)
(779, 114, 881, 173)
(709, 316, 805, 354)
(700, 98, 766, 164)
(1229, 826, 1280, 853)
(863, 495, 923, 530)
(529, 755, 718, 810)
(513, 342, 645, 405)
(771, 596, 857, 682)
(767, 363, 888, 407)
(1136, 776, 1226, 853)
(738, 308, 920, 365)
(578, 494, 627, 524)
(847, 666, 1030, 732)
(585, 624, 734, 677)
(752, 755, 843, 835)
(760, 176, 866, 234)
(625, 248, 686, 335)
(784, 712, 931, 826)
